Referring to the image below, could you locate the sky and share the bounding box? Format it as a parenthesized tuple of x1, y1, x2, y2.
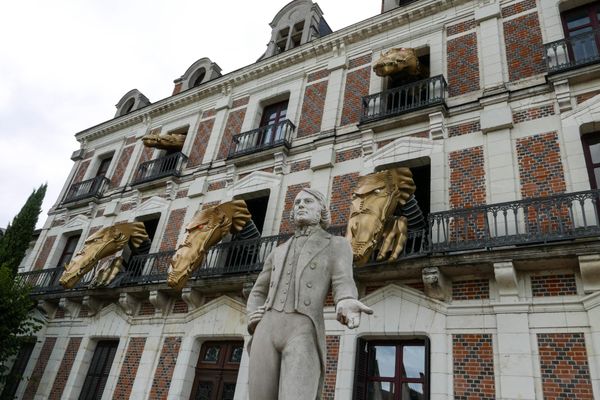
(0, 0, 380, 229)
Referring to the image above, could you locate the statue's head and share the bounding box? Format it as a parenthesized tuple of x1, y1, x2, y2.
(291, 188, 331, 229)
(372, 48, 420, 77)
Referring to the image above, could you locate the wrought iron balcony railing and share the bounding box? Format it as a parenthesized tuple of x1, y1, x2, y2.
(229, 119, 295, 158)
(545, 30, 600, 73)
(361, 75, 447, 124)
(64, 176, 110, 203)
(132, 152, 187, 185)
(18, 190, 600, 294)
(429, 189, 600, 252)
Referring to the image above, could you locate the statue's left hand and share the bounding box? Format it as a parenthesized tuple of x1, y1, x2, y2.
(336, 299, 373, 329)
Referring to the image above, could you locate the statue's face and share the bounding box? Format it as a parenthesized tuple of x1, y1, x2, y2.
(293, 191, 321, 227)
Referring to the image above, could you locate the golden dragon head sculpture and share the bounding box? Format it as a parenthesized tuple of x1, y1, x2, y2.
(59, 222, 149, 288)
(346, 168, 416, 267)
(168, 200, 252, 291)
(372, 48, 423, 78)
(141, 131, 186, 151)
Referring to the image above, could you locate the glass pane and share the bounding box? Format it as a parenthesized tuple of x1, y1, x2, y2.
(571, 30, 598, 62)
(222, 383, 236, 400)
(402, 346, 425, 379)
(566, 9, 591, 29)
(594, 168, 600, 188)
(367, 381, 395, 400)
(368, 346, 396, 377)
(590, 142, 600, 163)
(203, 346, 220, 362)
(229, 346, 243, 363)
(402, 383, 424, 400)
(195, 382, 212, 400)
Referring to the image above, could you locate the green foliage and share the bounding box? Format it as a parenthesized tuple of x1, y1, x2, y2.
(0, 267, 41, 383)
(0, 184, 47, 275)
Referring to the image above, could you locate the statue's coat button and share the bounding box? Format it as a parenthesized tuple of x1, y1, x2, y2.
(309, 262, 316, 269)
(304, 299, 311, 306)
(306, 282, 312, 288)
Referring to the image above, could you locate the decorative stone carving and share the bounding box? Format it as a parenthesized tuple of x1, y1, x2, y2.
(82, 295, 103, 316)
(181, 288, 205, 310)
(37, 299, 58, 317)
(422, 267, 450, 301)
(168, 200, 252, 290)
(59, 298, 79, 318)
(60, 222, 150, 288)
(429, 111, 447, 140)
(119, 292, 141, 316)
(494, 261, 519, 298)
(149, 290, 171, 316)
(579, 254, 600, 293)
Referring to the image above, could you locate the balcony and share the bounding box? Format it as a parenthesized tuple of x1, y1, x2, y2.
(429, 189, 600, 253)
(360, 75, 447, 124)
(545, 30, 600, 74)
(132, 152, 187, 185)
(18, 190, 600, 295)
(63, 176, 109, 204)
(228, 119, 295, 159)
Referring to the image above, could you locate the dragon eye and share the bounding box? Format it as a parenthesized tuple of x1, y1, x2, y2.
(374, 189, 382, 194)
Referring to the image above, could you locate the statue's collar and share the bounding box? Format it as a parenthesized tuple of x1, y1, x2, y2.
(294, 224, 319, 238)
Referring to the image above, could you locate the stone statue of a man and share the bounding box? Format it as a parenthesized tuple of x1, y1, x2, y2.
(246, 188, 373, 400)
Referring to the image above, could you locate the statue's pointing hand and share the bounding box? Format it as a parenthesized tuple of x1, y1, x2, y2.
(336, 299, 374, 329)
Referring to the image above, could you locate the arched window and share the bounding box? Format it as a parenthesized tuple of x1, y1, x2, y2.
(191, 68, 206, 88)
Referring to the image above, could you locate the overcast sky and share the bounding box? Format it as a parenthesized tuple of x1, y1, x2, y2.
(0, 0, 380, 229)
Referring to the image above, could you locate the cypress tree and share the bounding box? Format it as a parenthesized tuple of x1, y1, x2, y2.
(0, 184, 47, 275)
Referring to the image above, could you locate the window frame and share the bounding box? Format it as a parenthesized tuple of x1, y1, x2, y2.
(78, 340, 119, 400)
(57, 234, 81, 268)
(354, 338, 430, 400)
(582, 132, 600, 189)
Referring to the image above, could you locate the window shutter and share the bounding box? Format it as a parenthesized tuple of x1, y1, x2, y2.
(353, 338, 368, 400)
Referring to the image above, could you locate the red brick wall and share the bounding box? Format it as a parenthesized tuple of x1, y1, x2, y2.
(513, 104, 555, 123)
(203, 108, 216, 119)
(453, 334, 495, 399)
(308, 69, 330, 83)
(279, 182, 310, 234)
(297, 81, 328, 138)
(217, 108, 247, 159)
(501, 0, 536, 18)
(172, 299, 189, 313)
(149, 336, 182, 400)
(23, 337, 57, 399)
(538, 333, 594, 399)
(503, 12, 546, 81)
(208, 180, 226, 191)
(448, 121, 480, 138)
(139, 300, 155, 316)
(110, 145, 134, 188)
(449, 146, 486, 209)
(33, 235, 56, 270)
(452, 278, 490, 300)
(577, 90, 600, 104)
(323, 335, 340, 400)
(330, 173, 359, 226)
(159, 208, 186, 252)
(232, 96, 249, 108)
(335, 148, 362, 163)
(447, 33, 480, 97)
(113, 337, 146, 399)
(48, 337, 82, 400)
(187, 118, 215, 167)
(290, 159, 311, 172)
(73, 160, 90, 184)
(341, 64, 371, 126)
(531, 274, 577, 296)
(517, 132, 566, 198)
(202, 201, 221, 210)
(446, 19, 476, 36)
(172, 82, 182, 95)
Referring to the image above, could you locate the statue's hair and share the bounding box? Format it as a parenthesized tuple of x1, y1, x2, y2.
(290, 188, 331, 229)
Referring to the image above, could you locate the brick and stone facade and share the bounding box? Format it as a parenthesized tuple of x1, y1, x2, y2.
(531, 274, 578, 296)
(340, 55, 371, 126)
(22, 337, 57, 399)
(453, 334, 495, 400)
(297, 80, 327, 137)
(48, 337, 82, 400)
(113, 337, 147, 399)
(447, 32, 480, 97)
(149, 337, 182, 400)
(503, 11, 546, 82)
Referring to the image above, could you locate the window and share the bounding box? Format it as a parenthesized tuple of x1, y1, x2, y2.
(140, 216, 160, 251)
(57, 234, 81, 267)
(561, 3, 600, 64)
(258, 100, 289, 146)
(582, 132, 600, 189)
(354, 339, 429, 400)
(79, 340, 119, 400)
(0, 340, 36, 399)
(191, 68, 207, 88)
(96, 157, 112, 178)
(189, 341, 244, 400)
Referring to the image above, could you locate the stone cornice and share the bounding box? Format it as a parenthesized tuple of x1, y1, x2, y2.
(75, 0, 467, 143)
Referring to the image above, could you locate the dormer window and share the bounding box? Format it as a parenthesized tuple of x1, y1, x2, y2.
(114, 89, 151, 118)
(172, 58, 222, 95)
(191, 68, 206, 88)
